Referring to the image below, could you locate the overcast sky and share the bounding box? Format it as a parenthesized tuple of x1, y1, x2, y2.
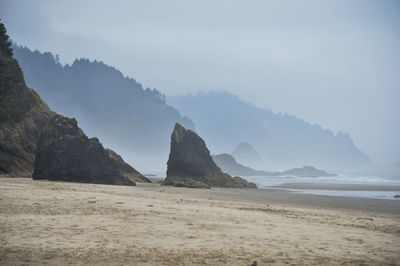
(1, 0, 399, 164)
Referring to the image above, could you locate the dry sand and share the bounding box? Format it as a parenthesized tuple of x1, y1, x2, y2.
(1, 178, 399, 265)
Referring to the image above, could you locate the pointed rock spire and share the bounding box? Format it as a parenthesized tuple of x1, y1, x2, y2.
(163, 123, 257, 189)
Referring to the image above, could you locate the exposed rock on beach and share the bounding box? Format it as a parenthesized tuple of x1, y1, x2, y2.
(33, 114, 146, 185)
(163, 123, 257, 188)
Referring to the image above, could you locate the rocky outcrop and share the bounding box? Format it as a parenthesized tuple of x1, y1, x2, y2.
(163, 123, 257, 188)
(163, 176, 211, 189)
(0, 103, 53, 176)
(0, 22, 53, 176)
(280, 166, 336, 177)
(212, 153, 269, 176)
(32, 114, 147, 185)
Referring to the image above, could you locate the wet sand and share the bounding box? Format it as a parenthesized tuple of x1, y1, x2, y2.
(1, 178, 399, 265)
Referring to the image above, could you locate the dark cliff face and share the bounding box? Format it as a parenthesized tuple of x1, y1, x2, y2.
(164, 123, 257, 189)
(32, 114, 146, 185)
(0, 104, 53, 176)
(0, 22, 53, 176)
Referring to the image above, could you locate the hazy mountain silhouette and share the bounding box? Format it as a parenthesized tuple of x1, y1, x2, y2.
(169, 91, 370, 171)
(212, 153, 269, 176)
(279, 166, 336, 177)
(232, 142, 262, 169)
(212, 154, 336, 177)
(13, 45, 195, 170)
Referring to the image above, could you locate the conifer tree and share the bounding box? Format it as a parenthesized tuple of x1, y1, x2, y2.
(0, 21, 13, 56)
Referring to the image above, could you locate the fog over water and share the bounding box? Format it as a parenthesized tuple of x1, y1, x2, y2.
(1, 0, 399, 165)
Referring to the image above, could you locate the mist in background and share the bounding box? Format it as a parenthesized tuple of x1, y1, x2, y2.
(1, 0, 399, 166)
(169, 91, 371, 172)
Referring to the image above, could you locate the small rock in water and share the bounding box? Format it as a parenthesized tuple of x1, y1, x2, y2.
(394, 194, 400, 198)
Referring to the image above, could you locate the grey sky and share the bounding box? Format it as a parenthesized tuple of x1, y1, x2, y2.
(1, 0, 399, 164)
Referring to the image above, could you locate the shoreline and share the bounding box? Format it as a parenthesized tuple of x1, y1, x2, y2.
(146, 179, 400, 214)
(274, 182, 400, 191)
(141, 184, 400, 215)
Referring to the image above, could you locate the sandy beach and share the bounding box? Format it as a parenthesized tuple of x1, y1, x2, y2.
(1, 178, 399, 265)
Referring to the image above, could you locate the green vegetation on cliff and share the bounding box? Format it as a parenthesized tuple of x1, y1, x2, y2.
(0, 21, 53, 176)
(0, 21, 39, 123)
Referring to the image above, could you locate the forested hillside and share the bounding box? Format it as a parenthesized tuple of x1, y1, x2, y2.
(13, 45, 194, 170)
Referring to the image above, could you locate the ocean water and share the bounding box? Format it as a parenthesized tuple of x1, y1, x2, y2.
(287, 189, 399, 200)
(243, 175, 400, 200)
(144, 170, 400, 200)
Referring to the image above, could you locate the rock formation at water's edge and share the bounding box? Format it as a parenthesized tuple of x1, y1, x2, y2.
(163, 123, 257, 189)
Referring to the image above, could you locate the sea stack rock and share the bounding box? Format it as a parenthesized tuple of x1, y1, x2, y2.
(33, 114, 147, 185)
(163, 123, 257, 189)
